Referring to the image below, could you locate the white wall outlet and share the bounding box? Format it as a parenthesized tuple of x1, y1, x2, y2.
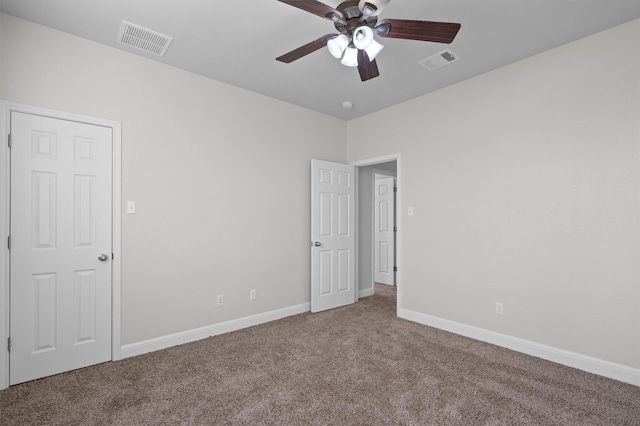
(408, 207, 414, 216)
(126, 201, 136, 214)
(216, 295, 224, 307)
(496, 302, 504, 315)
(250, 289, 257, 300)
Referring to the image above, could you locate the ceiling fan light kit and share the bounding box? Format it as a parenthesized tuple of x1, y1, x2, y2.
(329, 24, 382, 67)
(275, 0, 461, 82)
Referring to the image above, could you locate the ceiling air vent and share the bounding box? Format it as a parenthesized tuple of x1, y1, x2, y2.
(117, 21, 173, 57)
(419, 49, 460, 71)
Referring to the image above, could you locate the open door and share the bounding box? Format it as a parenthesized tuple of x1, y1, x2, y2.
(374, 176, 396, 285)
(311, 159, 355, 313)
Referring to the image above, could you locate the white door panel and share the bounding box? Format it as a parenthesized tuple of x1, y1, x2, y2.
(311, 160, 355, 312)
(375, 176, 395, 285)
(10, 112, 112, 385)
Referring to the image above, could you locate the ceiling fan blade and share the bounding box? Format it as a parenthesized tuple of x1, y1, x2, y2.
(276, 34, 337, 63)
(358, 0, 391, 17)
(357, 50, 380, 82)
(375, 19, 461, 43)
(277, 0, 343, 20)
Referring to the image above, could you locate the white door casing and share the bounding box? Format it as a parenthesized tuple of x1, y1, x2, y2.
(374, 176, 395, 285)
(311, 159, 355, 313)
(9, 112, 113, 385)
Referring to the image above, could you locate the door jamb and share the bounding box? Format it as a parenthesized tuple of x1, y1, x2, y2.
(0, 101, 123, 390)
(351, 154, 401, 313)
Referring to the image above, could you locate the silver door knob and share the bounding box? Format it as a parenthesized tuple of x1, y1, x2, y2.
(98, 254, 109, 261)
(314, 242, 321, 247)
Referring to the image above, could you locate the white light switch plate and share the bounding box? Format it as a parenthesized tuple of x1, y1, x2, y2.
(408, 207, 414, 216)
(126, 201, 136, 214)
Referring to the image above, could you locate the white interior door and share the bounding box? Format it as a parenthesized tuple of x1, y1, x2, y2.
(374, 176, 395, 285)
(311, 159, 355, 313)
(9, 112, 113, 385)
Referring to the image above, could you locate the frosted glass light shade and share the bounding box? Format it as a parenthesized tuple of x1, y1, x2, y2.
(327, 34, 349, 59)
(341, 46, 359, 67)
(364, 39, 384, 60)
(353, 25, 374, 49)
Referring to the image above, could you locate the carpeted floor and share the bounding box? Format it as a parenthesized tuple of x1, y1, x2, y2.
(2, 284, 639, 425)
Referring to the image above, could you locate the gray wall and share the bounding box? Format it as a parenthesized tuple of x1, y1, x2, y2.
(347, 19, 640, 369)
(1, 14, 347, 345)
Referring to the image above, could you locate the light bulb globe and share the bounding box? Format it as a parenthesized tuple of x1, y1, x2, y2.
(353, 25, 374, 50)
(364, 39, 384, 61)
(341, 46, 359, 67)
(327, 34, 349, 59)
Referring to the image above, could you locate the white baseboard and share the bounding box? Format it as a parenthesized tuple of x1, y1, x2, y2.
(121, 303, 310, 359)
(399, 308, 640, 387)
(359, 287, 375, 298)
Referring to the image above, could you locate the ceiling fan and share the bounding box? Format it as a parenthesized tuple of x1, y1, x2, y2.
(275, 0, 461, 82)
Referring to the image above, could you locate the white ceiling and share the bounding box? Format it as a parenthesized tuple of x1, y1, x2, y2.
(2, 0, 639, 120)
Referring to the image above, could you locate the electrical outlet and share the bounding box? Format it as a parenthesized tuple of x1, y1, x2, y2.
(495, 302, 504, 315)
(216, 295, 224, 307)
(250, 289, 257, 300)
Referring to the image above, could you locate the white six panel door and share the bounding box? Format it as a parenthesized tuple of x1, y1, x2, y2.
(311, 160, 355, 313)
(10, 112, 112, 385)
(374, 176, 395, 285)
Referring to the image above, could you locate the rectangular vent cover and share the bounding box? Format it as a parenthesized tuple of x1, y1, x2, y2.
(419, 49, 460, 71)
(117, 21, 173, 57)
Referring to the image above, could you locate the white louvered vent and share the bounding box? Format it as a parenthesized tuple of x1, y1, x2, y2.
(117, 21, 173, 57)
(419, 49, 460, 71)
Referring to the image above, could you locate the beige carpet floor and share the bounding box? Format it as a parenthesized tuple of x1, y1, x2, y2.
(1, 284, 639, 425)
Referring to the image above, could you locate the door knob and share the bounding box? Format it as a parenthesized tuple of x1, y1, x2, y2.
(314, 242, 321, 247)
(98, 253, 109, 262)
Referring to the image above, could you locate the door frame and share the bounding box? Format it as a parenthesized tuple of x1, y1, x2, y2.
(351, 154, 401, 312)
(0, 101, 123, 390)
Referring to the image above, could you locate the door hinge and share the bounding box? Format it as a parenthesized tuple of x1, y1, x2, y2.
(394, 266, 398, 272)
(394, 187, 397, 193)
(7, 337, 10, 352)
(8, 134, 12, 149)
(394, 226, 397, 232)
(112, 253, 114, 260)
(7, 236, 10, 250)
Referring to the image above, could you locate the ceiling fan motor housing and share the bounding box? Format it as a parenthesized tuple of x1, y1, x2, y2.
(333, 0, 378, 39)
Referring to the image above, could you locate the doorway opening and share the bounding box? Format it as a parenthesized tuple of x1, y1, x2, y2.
(352, 155, 401, 313)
